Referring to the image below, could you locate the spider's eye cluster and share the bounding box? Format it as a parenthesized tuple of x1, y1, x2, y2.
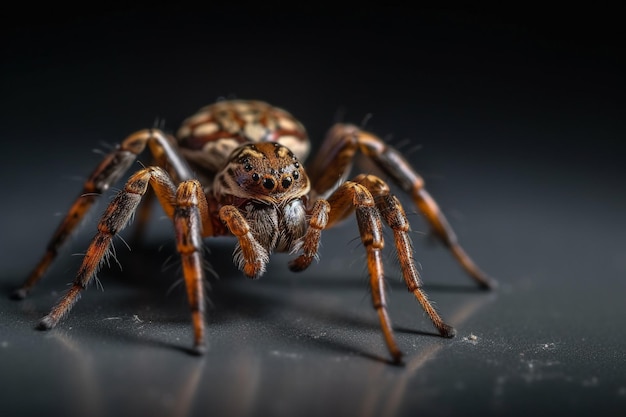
(248, 165, 299, 192)
(226, 142, 309, 197)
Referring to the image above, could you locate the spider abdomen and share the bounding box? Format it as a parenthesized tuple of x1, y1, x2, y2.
(176, 100, 310, 179)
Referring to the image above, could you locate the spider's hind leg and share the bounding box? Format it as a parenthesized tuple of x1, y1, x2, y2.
(12, 129, 193, 299)
(357, 128, 496, 289)
(307, 124, 496, 289)
(10, 145, 137, 300)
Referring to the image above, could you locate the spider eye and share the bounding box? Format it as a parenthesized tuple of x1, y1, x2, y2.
(252, 173, 260, 182)
(292, 171, 299, 180)
(262, 178, 275, 190)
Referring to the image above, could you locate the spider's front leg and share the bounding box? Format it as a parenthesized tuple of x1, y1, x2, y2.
(218, 206, 269, 279)
(37, 166, 212, 355)
(307, 124, 496, 289)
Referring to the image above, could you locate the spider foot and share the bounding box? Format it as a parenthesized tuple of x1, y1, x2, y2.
(242, 263, 266, 279)
(478, 275, 498, 290)
(234, 244, 268, 279)
(10, 287, 28, 300)
(450, 244, 498, 290)
(190, 343, 207, 356)
(37, 315, 57, 331)
(389, 347, 404, 365)
(390, 357, 404, 366)
(439, 323, 457, 339)
(288, 255, 313, 272)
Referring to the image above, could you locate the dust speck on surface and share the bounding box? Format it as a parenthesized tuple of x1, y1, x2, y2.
(462, 333, 479, 344)
(537, 342, 557, 351)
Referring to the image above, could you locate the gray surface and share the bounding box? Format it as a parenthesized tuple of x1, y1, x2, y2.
(2, 7, 626, 417)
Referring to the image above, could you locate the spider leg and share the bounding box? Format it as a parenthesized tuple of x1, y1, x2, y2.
(218, 206, 269, 279)
(37, 166, 178, 329)
(288, 200, 330, 272)
(306, 124, 496, 289)
(129, 186, 156, 245)
(132, 135, 195, 242)
(353, 174, 455, 339)
(37, 166, 212, 354)
(173, 180, 210, 355)
(295, 181, 403, 362)
(13, 129, 194, 299)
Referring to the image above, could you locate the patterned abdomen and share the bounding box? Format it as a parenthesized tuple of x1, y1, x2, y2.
(177, 100, 310, 170)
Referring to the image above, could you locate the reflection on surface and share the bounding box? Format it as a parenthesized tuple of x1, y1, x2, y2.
(12, 237, 497, 417)
(41, 277, 495, 417)
(48, 330, 207, 417)
(358, 291, 496, 417)
(48, 282, 493, 416)
(50, 331, 103, 417)
(400, 293, 495, 415)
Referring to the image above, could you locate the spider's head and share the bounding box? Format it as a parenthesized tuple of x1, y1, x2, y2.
(214, 142, 310, 204)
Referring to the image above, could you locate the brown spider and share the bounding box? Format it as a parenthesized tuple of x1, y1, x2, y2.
(12, 99, 495, 362)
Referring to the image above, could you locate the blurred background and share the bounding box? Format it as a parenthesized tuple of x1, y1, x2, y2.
(1, 6, 625, 417)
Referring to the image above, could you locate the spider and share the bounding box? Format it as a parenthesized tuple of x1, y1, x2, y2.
(12, 99, 495, 363)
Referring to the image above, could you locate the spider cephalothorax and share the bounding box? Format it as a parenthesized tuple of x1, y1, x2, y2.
(13, 99, 495, 363)
(215, 142, 310, 203)
(216, 142, 311, 277)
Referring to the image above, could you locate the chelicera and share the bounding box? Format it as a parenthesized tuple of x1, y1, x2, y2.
(12, 99, 495, 363)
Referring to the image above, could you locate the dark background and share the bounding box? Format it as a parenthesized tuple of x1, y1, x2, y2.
(1, 6, 625, 417)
